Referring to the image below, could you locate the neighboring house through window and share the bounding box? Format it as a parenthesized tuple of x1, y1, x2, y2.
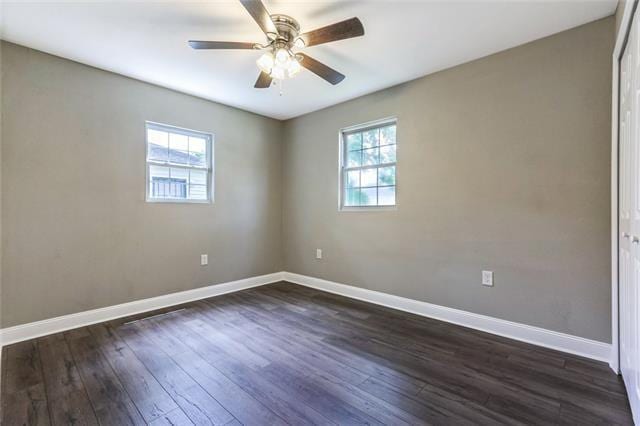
(145, 122, 213, 203)
(340, 118, 397, 209)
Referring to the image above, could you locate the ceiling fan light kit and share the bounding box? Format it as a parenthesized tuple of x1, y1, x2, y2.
(256, 50, 301, 79)
(188, 0, 364, 89)
(255, 22, 304, 81)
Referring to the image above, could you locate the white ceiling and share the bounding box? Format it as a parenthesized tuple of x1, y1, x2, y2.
(0, 0, 616, 120)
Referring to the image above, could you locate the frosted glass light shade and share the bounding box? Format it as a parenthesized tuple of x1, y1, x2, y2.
(270, 65, 285, 80)
(275, 48, 289, 64)
(256, 52, 274, 73)
(288, 58, 302, 77)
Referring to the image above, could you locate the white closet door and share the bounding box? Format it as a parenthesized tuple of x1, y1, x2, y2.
(620, 6, 640, 420)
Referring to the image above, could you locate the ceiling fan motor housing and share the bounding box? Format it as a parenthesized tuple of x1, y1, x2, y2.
(270, 14, 301, 46)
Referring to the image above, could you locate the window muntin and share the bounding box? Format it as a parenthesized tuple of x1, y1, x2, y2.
(341, 120, 396, 208)
(146, 122, 212, 203)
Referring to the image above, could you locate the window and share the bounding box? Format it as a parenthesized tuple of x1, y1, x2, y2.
(146, 122, 213, 203)
(340, 119, 397, 208)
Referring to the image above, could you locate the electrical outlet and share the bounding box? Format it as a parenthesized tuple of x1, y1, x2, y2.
(316, 249, 322, 259)
(201, 254, 208, 266)
(482, 270, 493, 286)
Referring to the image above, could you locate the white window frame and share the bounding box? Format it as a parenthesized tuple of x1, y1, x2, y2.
(145, 121, 214, 204)
(339, 117, 398, 211)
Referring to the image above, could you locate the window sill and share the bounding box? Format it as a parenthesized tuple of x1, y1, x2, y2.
(146, 198, 212, 204)
(339, 206, 397, 212)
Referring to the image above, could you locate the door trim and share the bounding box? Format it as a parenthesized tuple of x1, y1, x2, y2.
(613, 0, 638, 374)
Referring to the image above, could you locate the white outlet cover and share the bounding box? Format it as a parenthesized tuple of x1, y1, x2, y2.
(316, 249, 322, 260)
(482, 270, 493, 286)
(201, 254, 208, 266)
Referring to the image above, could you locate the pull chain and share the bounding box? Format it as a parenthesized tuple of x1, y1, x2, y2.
(271, 78, 285, 96)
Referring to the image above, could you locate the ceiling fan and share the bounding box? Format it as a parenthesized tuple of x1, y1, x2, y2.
(188, 0, 365, 88)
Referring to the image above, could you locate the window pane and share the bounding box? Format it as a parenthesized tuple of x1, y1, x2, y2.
(378, 166, 396, 186)
(170, 167, 188, 181)
(169, 150, 191, 165)
(189, 169, 208, 186)
(362, 129, 379, 149)
(347, 150, 362, 167)
(346, 133, 362, 151)
(189, 136, 207, 167)
(147, 129, 169, 162)
(168, 168, 188, 199)
(346, 170, 359, 188)
(378, 186, 396, 206)
(360, 187, 377, 206)
(361, 168, 377, 187)
(189, 136, 206, 153)
(340, 121, 396, 209)
(169, 133, 188, 151)
(147, 124, 212, 203)
(169, 133, 189, 164)
(148, 129, 169, 146)
(149, 165, 187, 199)
(380, 125, 396, 145)
(189, 184, 208, 200)
(344, 188, 361, 206)
(149, 164, 170, 179)
(380, 144, 396, 163)
(362, 147, 379, 166)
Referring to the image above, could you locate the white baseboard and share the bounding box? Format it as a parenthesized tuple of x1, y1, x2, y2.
(0, 270, 612, 366)
(283, 272, 612, 364)
(0, 272, 285, 347)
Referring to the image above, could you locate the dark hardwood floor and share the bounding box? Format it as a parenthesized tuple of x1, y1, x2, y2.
(1, 281, 633, 425)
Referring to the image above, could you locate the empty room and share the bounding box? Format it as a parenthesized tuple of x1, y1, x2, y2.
(0, 0, 637, 424)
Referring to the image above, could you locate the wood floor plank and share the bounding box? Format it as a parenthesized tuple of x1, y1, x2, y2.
(171, 350, 302, 426)
(88, 323, 179, 422)
(2, 385, 51, 426)
(191, 302, 370, 387)
(240, 296, 558, 422)
(257, 361, 386, 425)
(157, 312, 334, 426)
(140, 306, 286, 425)
(255, 303, 565, 421)
(182, 327, 371, 424)
(4, 340, 47, 393)
(64, 328, 146, 426)
(181, 304, 429, 426)
(1, 282, 634, 425)
(37, 334, 99, 426)
(148, 408, 195, 425)
(564, 356, 626, 383)
(253, 292, 565, 422)
(2, 341, 51, 426)
(222, 294, 428, 395)
(112, 322, 235, 425)
(358, 377, 489, 425)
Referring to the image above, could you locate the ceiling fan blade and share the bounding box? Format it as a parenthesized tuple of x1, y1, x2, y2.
(298, 53, 345, 85)
(298, 17, 364, 47)
(254, 71, 273, 88)
(189, 40, 256, 50)
(239, 0, 279, 37)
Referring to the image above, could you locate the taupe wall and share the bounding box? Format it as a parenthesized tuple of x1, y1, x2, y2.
(1, 42, 283, 327)
(282, 17, 614, 342)
(0, 16, 615, 341)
